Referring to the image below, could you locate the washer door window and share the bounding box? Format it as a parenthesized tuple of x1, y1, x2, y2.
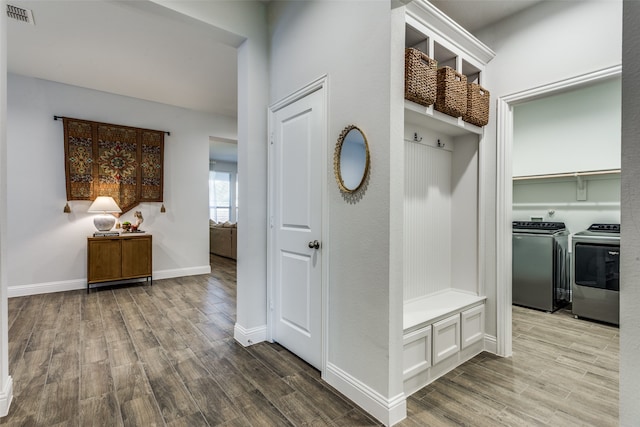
(574, 243, 620, 291)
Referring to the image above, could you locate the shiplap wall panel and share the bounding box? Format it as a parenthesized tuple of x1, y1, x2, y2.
(404, 140, 452, 300)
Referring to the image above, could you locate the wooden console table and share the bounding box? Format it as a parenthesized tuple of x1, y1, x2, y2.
(87, 234, 152, 292)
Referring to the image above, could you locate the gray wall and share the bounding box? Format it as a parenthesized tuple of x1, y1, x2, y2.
(269, 0, 399, 406)
(620, 0, 640, 423)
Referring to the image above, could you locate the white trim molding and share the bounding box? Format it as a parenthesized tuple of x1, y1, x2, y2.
(495, 65, 622, 358)
(7, 265, 212, 298)
(324, 362, 406, 427)
(0, 376, 12, 417)
(233, 323, 267, 347)
(152, 265, 212, 281)
(483, 334, 497, 355)
(406, 0, 495, 65)
(8, 278, 87, 298)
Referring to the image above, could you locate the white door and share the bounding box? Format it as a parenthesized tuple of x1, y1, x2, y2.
(271, 87, 324, 370)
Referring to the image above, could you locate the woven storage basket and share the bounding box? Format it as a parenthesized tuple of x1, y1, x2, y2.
(462, 83, 490, 126)
(434, 66, 467, 118)
(404, 48, 437, 107)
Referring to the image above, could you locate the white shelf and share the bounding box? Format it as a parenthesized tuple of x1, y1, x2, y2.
(403, 289, 486, 332)
(404, 100, 483, 137)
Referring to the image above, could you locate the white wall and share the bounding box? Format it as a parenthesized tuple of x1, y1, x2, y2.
(0, 0, 11, 416)
(620, 1, 640, 423)
(269, 1, 403, 423)
(475, 0, 622, 338)
(149, 0, 270, 345)
(513, 177, 621, 234)
(513, 78, 621, 177)
(6, 73, 237, 294)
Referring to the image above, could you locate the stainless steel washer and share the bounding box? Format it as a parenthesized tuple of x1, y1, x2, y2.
(512, 221, 570, 312)
(572, 223, 620, 325)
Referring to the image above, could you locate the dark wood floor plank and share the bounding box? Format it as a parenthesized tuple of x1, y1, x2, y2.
(79, 393, 122, 427)
(47, 350, 80, 384)
(181, 376, 240, 426)
(283, 371, 355, 421)
(146, 371, 202, 424)
(119, 394, 165, 427)
(37, 378, 79, 426)
(232, 389, 294, 426)
(112, 363, 153, 406)
(81, 360, 113, 400)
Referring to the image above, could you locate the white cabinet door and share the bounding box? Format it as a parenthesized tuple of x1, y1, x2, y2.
(403, 326, 431, 380)
(461, 304, 485, 349)
(432, 314, 460, 364)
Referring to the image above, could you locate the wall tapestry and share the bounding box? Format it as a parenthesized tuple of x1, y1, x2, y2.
(62, 117, 165, 214)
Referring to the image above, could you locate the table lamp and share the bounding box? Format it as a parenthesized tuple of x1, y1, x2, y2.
(88, 196, 122, 232)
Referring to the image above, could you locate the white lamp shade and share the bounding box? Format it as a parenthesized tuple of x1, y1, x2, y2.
(88, 196, 122, 213)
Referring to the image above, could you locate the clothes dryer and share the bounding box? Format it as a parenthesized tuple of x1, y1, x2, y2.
(572, 223, 620, 325)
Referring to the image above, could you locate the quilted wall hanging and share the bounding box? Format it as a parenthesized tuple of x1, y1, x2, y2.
(61, 117, 166, 214)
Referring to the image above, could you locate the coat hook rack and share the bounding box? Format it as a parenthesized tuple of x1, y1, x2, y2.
(413, 132, 423, 142)
(437, 139, 445, 148)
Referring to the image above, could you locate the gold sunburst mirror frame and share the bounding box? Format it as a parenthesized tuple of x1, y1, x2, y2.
(333, 125, 371, 194)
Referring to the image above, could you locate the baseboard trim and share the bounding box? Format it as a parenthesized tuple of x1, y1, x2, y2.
(324, 362, 406, 426)
(234, 323, 267, 347)
(484, 334, 498, 354)
(8, 279, 86, 297)
(0, 376, 13, 417)
(153, 265, 212, 280)
(7, 265, 212, 298)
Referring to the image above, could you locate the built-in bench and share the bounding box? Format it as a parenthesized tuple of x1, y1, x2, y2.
(403, 290, 487, 396)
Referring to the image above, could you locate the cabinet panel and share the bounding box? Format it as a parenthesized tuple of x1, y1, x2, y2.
(88, 235, 152, 290)
(88, 239, 122, 282)
(432, 314, 460, 364)
(461, 304, 484, 349)
(122, 237, 152, 278)
(403, 326, 431, 380)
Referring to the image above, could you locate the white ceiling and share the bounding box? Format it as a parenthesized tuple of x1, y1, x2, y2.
(7, 0, 238, 118)
(430, 0, 543, 33)
(7, 1, 543, 162)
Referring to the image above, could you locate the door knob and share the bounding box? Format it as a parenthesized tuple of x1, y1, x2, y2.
(308, 240, 320, 250)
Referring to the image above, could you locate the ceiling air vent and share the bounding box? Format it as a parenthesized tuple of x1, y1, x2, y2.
(7, 4, 35, 25)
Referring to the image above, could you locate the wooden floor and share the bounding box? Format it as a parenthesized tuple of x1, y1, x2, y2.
(1, 255, 618, 426)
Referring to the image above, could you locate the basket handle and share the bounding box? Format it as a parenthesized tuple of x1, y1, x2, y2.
(419, 51, 433, 66)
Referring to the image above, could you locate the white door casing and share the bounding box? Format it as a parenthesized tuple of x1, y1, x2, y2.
(495, 65, 621, 357)
(269, 79, 326, 371)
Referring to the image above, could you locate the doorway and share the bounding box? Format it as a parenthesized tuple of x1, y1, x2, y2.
(495, 65, 622, 356)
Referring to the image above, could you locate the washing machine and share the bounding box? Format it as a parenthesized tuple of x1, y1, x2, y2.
(512, 221, 570, 312)
(572, 223, 620, 325)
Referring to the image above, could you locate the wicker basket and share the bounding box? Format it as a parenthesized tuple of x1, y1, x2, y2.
(434, 66, 467, 118)
(462, 83, 490, 126)
(404, 48, 437, 107)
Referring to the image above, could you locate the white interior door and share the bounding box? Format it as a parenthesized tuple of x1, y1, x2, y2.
(271, 87, 324, 370)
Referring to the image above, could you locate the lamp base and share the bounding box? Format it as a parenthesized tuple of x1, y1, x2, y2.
(94, 214, 116, 232)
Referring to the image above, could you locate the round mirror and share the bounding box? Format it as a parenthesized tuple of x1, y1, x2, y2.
(334, 125, 370, 193)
